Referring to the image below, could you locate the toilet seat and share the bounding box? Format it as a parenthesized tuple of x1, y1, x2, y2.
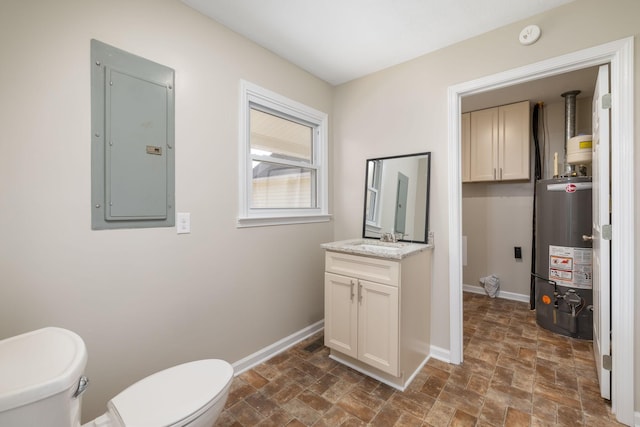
(107, 359, 233, 427)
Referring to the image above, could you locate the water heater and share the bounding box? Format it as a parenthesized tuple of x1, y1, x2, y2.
(534, 176, 593, 339)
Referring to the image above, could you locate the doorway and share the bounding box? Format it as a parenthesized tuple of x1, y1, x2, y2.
(447, 38, 634, 425)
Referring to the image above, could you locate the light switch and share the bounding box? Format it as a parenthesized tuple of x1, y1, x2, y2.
(177, 212, 191, 234)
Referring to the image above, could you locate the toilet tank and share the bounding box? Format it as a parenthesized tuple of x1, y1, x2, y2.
(0, 327, 88, 427)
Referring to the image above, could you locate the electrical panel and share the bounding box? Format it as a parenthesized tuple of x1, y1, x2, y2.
(91, 39, 175, 230)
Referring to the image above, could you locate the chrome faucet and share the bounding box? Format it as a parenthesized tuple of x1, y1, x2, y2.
(380, 232, 397, 242)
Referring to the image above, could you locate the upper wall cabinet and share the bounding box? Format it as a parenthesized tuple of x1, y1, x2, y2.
(463, 101, 530, 182)
(461, 113, 471, 183)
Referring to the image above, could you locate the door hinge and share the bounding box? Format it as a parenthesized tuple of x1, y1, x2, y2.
(603, 354, 612, 371)
(602, 224, 612, 240)
(601, 93, 612, 110)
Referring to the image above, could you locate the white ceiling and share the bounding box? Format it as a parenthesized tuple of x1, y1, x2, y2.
(182, 0, 574, 85)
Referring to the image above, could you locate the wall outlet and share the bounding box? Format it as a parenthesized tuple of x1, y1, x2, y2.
(514, 246, 522, 259)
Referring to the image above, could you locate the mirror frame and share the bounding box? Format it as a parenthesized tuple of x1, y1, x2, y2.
(361, 152, 431, 243)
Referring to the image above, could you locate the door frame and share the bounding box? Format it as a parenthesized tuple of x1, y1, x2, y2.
(447, 37, 634, 424)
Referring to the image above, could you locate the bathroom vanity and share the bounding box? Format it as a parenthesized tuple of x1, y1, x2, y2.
(321, 239, 432, 390)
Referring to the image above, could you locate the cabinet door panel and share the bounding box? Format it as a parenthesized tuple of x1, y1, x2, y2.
(324, 273, 358, 358)
(358, 280, 399, 376)
(461, 113, 471, 183)
(499, 101, 530, 180)
(470, 108, 499, 181)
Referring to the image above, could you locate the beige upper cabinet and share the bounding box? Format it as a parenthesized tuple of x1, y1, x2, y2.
(461, 112, 471, 183)
(465, 101, 530, 182)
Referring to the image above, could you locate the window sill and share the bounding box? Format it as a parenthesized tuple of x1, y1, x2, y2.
(237, 214, 332, 228)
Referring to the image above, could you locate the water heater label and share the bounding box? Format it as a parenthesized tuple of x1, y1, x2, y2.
(546, 182, 593, 192)
(549, 245, 592, 289)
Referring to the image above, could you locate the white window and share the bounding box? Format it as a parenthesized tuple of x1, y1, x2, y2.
(238, 81, 329, 227)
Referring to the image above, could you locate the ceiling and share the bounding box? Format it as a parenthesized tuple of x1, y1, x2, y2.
(182, 0, 575, 85)
(462, 66, 599, 112)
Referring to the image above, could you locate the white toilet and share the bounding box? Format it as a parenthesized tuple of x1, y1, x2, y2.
(0, 327, 234, 427)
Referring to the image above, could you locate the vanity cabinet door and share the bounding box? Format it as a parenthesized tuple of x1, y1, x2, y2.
(358, 279, 399, 376)
(324, 272, 358, 358)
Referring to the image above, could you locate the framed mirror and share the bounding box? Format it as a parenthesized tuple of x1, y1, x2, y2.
(362, 152, 431, 243)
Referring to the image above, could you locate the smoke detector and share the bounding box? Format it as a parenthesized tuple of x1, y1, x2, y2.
(519, 25, 541, 46)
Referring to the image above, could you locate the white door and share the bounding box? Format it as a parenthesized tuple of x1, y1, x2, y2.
(591, 64, 611, 400)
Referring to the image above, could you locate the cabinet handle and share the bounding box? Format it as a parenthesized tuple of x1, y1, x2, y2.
(350, 280, 355, 301)
(358, 282, 363, 304)
(493, 168, 496, 180)
(499, 168, 503, 180)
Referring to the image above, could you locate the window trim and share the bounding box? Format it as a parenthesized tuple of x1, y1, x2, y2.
(238, 80, 330, 228)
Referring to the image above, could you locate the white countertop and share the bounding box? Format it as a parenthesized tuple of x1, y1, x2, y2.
(321, 238, 433, 260)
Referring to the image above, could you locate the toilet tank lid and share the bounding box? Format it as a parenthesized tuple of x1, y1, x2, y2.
(0, 327, 88, 412)
(109, 359, 233, 427)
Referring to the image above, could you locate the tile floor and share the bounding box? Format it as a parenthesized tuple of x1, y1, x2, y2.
(215, 292, 623, 426)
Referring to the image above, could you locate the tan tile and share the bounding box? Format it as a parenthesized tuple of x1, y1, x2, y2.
(439, 383, 484, 417)
(284, 367, 318, 388)
(531, 394, 557, 423)
(252, 363, 281, 381)
(336, 391, 378, 422)
(394, 412, 424, 426)
(271, 381, 304, 404)
(467, 373, 490, 396)
(368, 402, 402, 426)
(254, 408, 293, 426)
(534, 361, 556, 385)
(245, 391, 281, 417)
(505, 407, 531, 426)
(225, 380, 257, 409)
(390, 393, 432, 419)
(308, 373, 340, 395)
(321, 378, 355, 403)
(314, 405, 352, 426)
(240, 369, 270, 389)
(533, 380, 581, 409)
(491, 366, 514, 387)
(228, 400, 266, 425)
(339, 417, 368, 427)
(296, 389, 333, 413)
(478, 396, 507, 426)
(281, 398, 322, 425)
(557, 403, 584, 426)
(424, 400, 456, 426)
(512, 367, 535, 393)
(420, 374, 446, 398)
(369, 382, 396, 401)
(449, 409, 478, 427)
(422, 364, 451, 381)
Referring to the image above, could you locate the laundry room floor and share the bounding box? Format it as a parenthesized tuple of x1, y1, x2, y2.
(215, 293, 623, 426)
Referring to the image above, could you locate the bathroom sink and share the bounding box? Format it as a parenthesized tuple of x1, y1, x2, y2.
(356, 243, 403, 252)
(321, 238, 430, 259)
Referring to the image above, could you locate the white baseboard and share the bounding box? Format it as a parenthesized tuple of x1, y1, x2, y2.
(463, 284, 530, 303)
(429, 344, 451, 364)
(232, 320, 324, 375)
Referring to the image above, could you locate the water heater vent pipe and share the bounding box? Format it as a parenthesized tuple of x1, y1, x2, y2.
(561, 90, 581, 175)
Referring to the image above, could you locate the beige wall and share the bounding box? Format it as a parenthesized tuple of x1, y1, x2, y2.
(333, 0, 639, 414)
(0, 0, 333, 421)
